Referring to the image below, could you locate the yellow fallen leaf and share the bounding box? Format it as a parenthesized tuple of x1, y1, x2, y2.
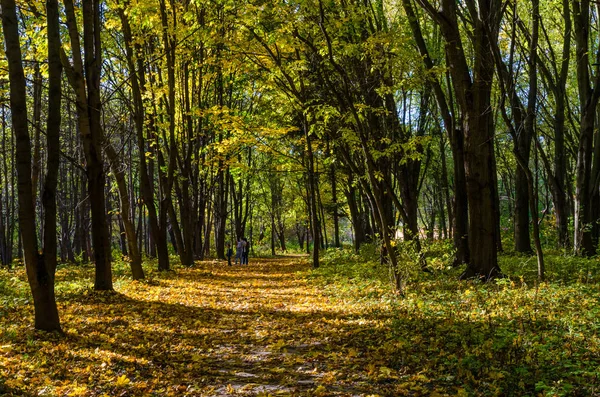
(115, 375, 130, 387)
(313, 385, 327, 396)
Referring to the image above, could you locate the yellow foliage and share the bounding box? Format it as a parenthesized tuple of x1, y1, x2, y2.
(115, 375, 130, 387)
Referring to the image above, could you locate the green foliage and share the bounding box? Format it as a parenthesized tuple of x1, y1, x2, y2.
(311, 248, 600, 396)
(0, 270, 29, 311)
(317, 245, 385, 279)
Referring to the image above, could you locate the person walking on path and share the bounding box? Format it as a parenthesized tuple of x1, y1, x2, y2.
(235, 238, 243, 265)
(242, 237, 249, 265)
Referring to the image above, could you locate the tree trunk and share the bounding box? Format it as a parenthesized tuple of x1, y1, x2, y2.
(214, 166, 228, 260)
(304, 116, 320, 268)
(439, 136, 451, 239)
(514, 167, 533, 253)
(1, 0, 62, 331)
(62, 0, 113, 289)
(452, 128, 470, 265)
(31, 64, 42, 208)
(573, 0, 600, 256)
(552, 0, 571, 249)
(331, 163, 340, 248)
(271, 210, 276, 256)
(415, 0, 501, 279)
(104, 144, 144, 279)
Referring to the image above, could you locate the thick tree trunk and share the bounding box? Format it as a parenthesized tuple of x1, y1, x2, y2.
(573, 0, 600, 256)
(452, 128, 469, 265)
(461, 110, 500, 279)
(514, 167, 533, 253)
(415, 0, 501, 279)
(62, 0, 113, 289)
(1, 0, 62, 331)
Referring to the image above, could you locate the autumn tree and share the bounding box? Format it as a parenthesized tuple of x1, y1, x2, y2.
(572, 0, 600, 256)
(60, 0, 113, 289)
(413, 0, 502, 279)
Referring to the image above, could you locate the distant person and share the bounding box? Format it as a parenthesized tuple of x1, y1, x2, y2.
(242, 237, 249, 265)
(235, 238, 243, 265)
(226, 242, 233, 266)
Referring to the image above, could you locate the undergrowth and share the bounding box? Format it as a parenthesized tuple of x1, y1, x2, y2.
(309, 243, 600, 396)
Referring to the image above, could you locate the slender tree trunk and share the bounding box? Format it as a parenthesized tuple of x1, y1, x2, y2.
(551, 85, 569, 249)
(271, 210, 276, 256)
(214, 166, 228, 259)
(331, 163, 340, 247)
(346, 181, 364, 252)
(303, 116, 320, 268)
(104, 144, 144, 279)
(31, 64, 42, 208)
(39, 0, 64, 325)
(439, 136, 452, 239)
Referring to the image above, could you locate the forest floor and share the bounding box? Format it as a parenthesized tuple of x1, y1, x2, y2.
(1, 255, 401, 396)
(2, 251, 600, 396)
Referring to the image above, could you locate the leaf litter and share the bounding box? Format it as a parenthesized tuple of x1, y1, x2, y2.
(0, 257, 398, 396)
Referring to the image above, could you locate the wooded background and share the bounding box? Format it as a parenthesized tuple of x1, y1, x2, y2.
(0, 0, 594, 331)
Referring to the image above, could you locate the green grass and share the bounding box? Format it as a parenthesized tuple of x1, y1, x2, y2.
(309, 243, 600, 396)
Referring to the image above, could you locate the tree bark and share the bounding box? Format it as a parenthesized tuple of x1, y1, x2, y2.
(62, 0, 113, 289)
(331, 162, 340, 248)
(1, 0, 62, 330)
(573, 0, 600, 256)
(304, 116, 320, 268)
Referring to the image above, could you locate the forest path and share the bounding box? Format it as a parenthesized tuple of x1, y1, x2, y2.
(1, 256, 397, 396)
(127, 255, 396, 396)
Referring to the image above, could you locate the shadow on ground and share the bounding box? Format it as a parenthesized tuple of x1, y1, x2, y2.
(0, 256, 398, 396)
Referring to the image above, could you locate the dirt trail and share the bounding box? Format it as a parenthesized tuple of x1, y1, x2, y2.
(150, 256, 395, 396)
